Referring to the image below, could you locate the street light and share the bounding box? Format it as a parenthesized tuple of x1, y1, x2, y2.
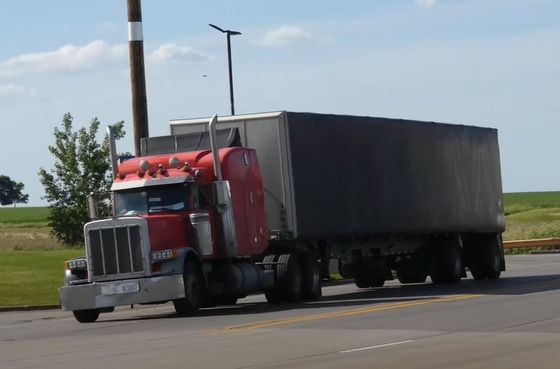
(209, 24, 242, 116)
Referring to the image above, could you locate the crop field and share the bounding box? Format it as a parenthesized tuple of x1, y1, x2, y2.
(0, 192, 559, 307)
(0, 207, 61, 251)
(503, 192, 560, 240)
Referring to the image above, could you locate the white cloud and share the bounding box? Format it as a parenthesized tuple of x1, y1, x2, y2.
(0, 40, 127, 78)
(416, 0, 437, 8)
(0, 84, 37, 100)
(258, 26, 312, 47)
(149, 43, 208, 64)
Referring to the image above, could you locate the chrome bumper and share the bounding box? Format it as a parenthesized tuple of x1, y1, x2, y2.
(59, 275, 185, 311)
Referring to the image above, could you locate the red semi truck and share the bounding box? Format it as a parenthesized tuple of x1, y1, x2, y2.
(59, 111, 505, 323)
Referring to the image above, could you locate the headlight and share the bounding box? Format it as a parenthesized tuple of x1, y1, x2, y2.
(64, 258, 87, 271)
(151, 249, 177, 263)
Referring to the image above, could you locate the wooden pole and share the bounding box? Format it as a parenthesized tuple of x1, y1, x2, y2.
(127, 0, 149, 157)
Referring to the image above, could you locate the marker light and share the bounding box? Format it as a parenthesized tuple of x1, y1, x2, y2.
(151, 249, 177, 263)
(182, 162, 191, 172)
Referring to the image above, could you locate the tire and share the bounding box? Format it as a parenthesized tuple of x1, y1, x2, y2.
(352, 258, 386, 288)
(396, 258, 428, 284)
(265, 253, 303, 304)
(430, 241, 463, 284)
(396, 268, 428, 284)
(301, 252, 322, 301)
(174, 260, 203, 316)
(470, 239, 502, 280)
(212, 295, 239, 306)
(73, 309, 100, 323)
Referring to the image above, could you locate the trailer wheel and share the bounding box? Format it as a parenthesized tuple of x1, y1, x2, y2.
(470, 240, 502, 280)
(174, 260, 203, 316)
(352, 258, 386, 288)
(72, 309, 100, 323)
(430, 241, 463, 284)
(396, 257, 428, 284)
(265, 254, 302, 304)
(211, 295, 239, 306)
(301, 252, 322, 301)
(396, 268, 428, 284)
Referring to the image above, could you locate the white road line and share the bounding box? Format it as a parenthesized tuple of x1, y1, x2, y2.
(339, 339, 415, 354)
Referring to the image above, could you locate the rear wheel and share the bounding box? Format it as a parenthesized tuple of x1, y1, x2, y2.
(352, 258, 386, 288)
(265, 254, 303, 304)
(301, 252, 322, 301)
(396, 257, 428, 284)
(73, 309, 100, 323)
(397, 267, 428, 284)
(430, 241, 463, 284)
(470, 237, 502, 280)
(174, 260, 203, 316)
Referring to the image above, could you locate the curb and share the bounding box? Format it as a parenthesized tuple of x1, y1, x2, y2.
(0, 304, 60, 312)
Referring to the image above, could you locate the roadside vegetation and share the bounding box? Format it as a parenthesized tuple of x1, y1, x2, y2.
(503, 192, 560, 240)
(0, 191, 559, 307)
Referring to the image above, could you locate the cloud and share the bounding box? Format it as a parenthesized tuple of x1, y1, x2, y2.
(0, 84, 37, 100)
(258, 26, 312, 47)
(149, 43, 208, 64)
(416, 0, 437, 8)
(0, 40, 127, 78)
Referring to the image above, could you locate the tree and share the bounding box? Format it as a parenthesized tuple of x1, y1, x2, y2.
(38, 113, 125, 246)
(0, 175, 29, 207)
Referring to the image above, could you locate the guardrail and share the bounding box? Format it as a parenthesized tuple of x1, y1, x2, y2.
(503, 238, 560, 250)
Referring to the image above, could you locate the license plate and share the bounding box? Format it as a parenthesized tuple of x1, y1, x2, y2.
(101, 282, 140, 296)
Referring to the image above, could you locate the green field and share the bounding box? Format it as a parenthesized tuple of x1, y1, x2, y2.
(0, 192, 559, 307)
(0, 250, 83, 306)
(503, 192, 560, 240)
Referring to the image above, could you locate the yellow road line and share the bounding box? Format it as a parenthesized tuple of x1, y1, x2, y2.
(223, 294, 484, 332)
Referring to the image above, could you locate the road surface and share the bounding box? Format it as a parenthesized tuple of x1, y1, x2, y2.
(1, 254, 559, 369)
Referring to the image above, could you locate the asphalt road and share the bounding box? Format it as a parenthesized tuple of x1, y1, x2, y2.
(1, 254, 560, 369)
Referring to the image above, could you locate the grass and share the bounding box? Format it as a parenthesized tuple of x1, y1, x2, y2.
(503, 192, 560, 241)
(0, 193, 559, 307)
(0, 207, 61, 251)
(0, 250, 83, 306)
(0, 207, 50, 225)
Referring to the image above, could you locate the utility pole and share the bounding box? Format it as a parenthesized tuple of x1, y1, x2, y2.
(127, 0, 149, 156)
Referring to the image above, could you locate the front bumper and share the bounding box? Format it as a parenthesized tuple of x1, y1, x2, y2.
(59, 274, 185, 311)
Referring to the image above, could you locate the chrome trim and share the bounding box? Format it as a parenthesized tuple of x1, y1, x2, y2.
(59, 274, 185, 311)
(84, 217, 150, 282)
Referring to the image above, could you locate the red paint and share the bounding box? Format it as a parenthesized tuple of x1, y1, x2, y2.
(115, 147, 268, 259)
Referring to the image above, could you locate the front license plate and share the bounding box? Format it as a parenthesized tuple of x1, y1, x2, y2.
(101, 282, 140, 296)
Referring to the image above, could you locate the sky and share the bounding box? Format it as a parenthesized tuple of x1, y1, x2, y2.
(0, 0, 558, 206)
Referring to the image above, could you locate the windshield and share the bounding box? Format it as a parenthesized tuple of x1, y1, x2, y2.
(115, 185, 190, 216)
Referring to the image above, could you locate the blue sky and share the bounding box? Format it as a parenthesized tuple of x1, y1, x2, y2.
(0, 0, 558, 206)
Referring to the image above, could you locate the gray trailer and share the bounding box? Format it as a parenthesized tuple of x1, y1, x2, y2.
(168, 111, 505, 286)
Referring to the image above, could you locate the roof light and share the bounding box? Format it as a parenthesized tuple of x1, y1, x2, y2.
(169, 156, 179, 168)
(139, 160, 150, 172)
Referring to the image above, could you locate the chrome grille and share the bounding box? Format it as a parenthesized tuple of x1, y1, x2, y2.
(87, 225, 144, 278)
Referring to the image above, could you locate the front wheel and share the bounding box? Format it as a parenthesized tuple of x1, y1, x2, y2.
(174, 260, 203, 316)
(73, 309, 100, 323)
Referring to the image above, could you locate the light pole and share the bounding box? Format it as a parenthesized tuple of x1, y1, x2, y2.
(209, 24, 241, 116)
